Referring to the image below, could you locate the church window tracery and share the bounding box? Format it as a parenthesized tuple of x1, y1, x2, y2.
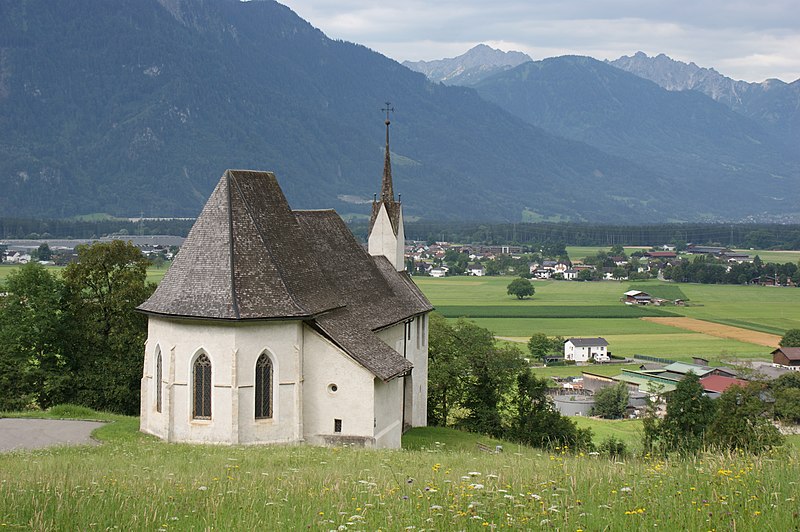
(255, 352, 273, 419)
(156, 349, 162, 413)
(193, 353, 212, 419)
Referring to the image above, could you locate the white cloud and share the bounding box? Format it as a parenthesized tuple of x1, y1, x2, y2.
(279, 0, 800, 81)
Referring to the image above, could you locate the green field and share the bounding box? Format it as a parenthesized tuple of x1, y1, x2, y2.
(2, 407, 800, 530)
(565, 245, 800, 264)
(416, 276, 800, 365)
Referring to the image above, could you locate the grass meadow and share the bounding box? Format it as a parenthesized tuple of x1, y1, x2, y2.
(3, 407, 800, 530)
(414, 276, 800, 364)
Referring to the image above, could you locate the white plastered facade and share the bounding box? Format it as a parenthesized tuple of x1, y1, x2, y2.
(368, 203, 405, 272)
(140, 313, 428, 448)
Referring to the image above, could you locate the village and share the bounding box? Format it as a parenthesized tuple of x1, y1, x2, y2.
(406, 241, 797, 286)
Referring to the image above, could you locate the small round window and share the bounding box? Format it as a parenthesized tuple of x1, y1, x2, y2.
(327, 383, 338, 394)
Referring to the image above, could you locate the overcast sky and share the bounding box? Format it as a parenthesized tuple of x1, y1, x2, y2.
(279, 0, 800, 83)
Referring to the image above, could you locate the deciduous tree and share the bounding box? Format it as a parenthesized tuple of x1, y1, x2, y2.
(0, 263, 68, 410)
(591, 382, 629, 419)
(780, 329, 800, 348)
(659, 373, 715, 454)
(506, 278, 534, 299)
(707, 384, 782, 453)
(62, 240, 155, 414)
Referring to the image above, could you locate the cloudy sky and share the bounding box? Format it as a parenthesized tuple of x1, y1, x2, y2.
(279, 0, 800, 82)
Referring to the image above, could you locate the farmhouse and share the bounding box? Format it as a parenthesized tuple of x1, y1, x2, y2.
(623, 289, 651, 305)
(772, 347, 800, 370)
(138, 120, 432, 448)
(564, 337, 609, 362)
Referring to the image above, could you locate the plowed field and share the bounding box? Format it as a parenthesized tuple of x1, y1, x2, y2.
(641, 317, 781, 347)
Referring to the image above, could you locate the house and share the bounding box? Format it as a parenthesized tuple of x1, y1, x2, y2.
(700, 375, 749, 394)
(646, 251, 677, 259)
(429, 268, 446, 278)
(467, 263, 485, 276)
(564, 337, 610, 363)
(562, 269, 578, 280)
(623, 290, 651, 305)
(138, 120, 432, 449)
(772, 347, 800, 370)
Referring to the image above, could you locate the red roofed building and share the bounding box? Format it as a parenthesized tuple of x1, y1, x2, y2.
(700, 375, 749, 394)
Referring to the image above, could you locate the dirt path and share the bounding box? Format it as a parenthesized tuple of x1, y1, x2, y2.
(641, 317, 781, 348)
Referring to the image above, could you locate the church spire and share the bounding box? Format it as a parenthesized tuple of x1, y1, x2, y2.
(368, 102, 405, 271)
(380, 102, 394, 203)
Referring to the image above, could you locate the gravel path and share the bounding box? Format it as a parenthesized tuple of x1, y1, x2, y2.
(0, 418, 105, 452)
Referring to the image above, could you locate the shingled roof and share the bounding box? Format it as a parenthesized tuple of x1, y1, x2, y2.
(139, 170, 433, 381)
(567, 337, 609, 347)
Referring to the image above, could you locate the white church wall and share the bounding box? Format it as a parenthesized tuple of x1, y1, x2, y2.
(228, 320, 303, 445)
(375, 317, 428, 428)
(302, 326, 376, 446)
(373, 377, 403, 448)
(141, 317, 303, 444)
(368, 204, 403, 271)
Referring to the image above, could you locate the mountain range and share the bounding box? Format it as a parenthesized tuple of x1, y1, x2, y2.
(1, 0, 798, 223)
(608, 52, 800, 146)
(402, 44, 532, 86)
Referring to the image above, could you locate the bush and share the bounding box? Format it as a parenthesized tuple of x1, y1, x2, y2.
(599, 436, 628, 459)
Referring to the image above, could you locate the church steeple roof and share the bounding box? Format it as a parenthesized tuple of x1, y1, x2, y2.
(370, 103, 402, 235)
(380, 105, 394, 203)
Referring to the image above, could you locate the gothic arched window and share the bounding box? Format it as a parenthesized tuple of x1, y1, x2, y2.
(255, 353, 273, 419)
(193, 353, 212, 419)
(155, 349, 162, 413)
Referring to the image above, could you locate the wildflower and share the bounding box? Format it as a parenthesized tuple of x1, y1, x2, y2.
(197, 486, 208, 491)
(469, 471, 481, 477)
(620, 487, 632, 492)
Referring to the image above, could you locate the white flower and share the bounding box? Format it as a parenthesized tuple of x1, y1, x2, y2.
(470, 483, 485, 490)
(468, 471, 481, 476)
(620, 486, 632, 492)
(197, 486, 208, 491)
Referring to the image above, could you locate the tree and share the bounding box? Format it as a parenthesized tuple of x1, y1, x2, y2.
(577, 269, 594, 281)
(591, 382, 629, 419)
(459, 327, 525, 437)
(775, 388, 800, 423)
(509, 370, 594, 450)
(36, 243, 53, 262)
(659, 373, 715, 454)
(427, 313, 469, 426)
(707, 384, 782, 453)
(527, 333, 564, 360)
(62, 240, 155, 414)
(507, 278, 534, 299)
(428, 315, 525, 437)
(780, 329, 800, 348)
(0, 263, 68, 410)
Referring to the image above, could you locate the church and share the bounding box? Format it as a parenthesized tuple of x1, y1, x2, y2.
(137, 116, 432, 448)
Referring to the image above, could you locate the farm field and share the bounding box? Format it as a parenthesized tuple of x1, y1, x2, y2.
(565, 245, 800, 264)
(2, 407, 800, 530)
(415, 276, 800, 365)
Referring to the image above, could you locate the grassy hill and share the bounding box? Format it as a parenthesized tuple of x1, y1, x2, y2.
(1, 406, 798, 529)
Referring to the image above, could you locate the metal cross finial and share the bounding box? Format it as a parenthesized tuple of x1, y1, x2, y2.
(382, 102, 394, 123)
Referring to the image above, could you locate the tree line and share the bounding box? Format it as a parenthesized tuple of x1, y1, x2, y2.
(0, 241, 153, 414)
(396, 221, 800, 250)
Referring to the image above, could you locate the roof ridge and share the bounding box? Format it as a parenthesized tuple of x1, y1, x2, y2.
(229, 171, 311, 317)
(226, 172, 241, 319)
